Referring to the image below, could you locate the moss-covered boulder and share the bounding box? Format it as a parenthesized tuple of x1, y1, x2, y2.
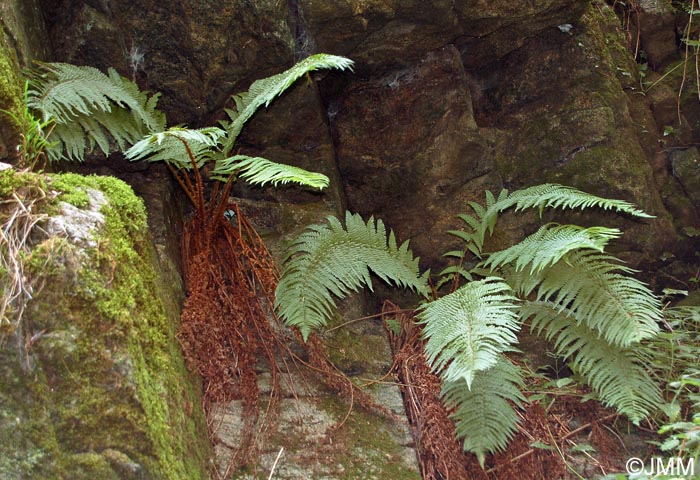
(0, 168, 211, 479)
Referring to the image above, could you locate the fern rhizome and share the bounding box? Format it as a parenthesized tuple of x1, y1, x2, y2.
(275, 184, 664, 467)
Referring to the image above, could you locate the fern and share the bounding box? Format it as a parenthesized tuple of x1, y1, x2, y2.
(275, 184, 664, 463)
(459, 184, 653, 251)
(484, 223, 622, 274)
(123, 54, 351, 192)
(503, 183, 654, 218)
(525, 302, 662, 421)
(417, 277, 520, 388)
(27, 62, 165, 161)
(441, 358, 525, 466)
(211, 155, 329, 189)
(221, 54, 354, 156)
(275, 212, 429, 340)
(125, 127, 225, 169)
(506, 250, 661, 346)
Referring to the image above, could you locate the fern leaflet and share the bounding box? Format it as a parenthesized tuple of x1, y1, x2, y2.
(275, 212, 428, 340)
(508, 250, 661, 346)
(503, 183, 654, 218)
(212, 155, 330, 189)
(525, 302, 662, 422)
(441, 358, 525, 466)
(484, 223, 621, 274)
(417, 277, 520, 388)
(222, 54, 353, 155)
(458, 184, 653, 252)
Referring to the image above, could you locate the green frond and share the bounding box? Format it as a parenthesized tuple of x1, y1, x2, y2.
(484, 223, 622, 274)
(49, 107, 145, 162)
(442, 358, 526, 466)
(125, 127, 225, 169)
(275, 212, 429, 340)
(510, 250, 661, 346)
(525, 302, 662, 422)
(503, 183, 654, 218)
(222, 54, 353, 155)
(459, 184, 652, 252)
(417, 278, 520, 388)
(211, 155, 329, 190)
(27, 62, 165, 161)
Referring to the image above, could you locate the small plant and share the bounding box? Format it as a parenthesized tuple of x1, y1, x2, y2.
(650, 303, 700, 459)
(275, 184, 664, 465)
(1, 82, 56, 170)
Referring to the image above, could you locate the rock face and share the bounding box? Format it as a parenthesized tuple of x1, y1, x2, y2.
(37, 0, 694, 272)
(0, 170, 211, 480)
(0, 0, 49, 163)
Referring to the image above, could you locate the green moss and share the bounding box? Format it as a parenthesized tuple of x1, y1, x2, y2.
(0, 168, 45, 197)
(0, 171, 211, 479)
(0, 27, 22, 122)
(47, 173, 93, 208)
(63, 452, 119, 480)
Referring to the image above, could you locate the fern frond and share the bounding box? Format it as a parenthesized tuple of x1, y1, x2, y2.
(275, 212, 429, 340)
(222, 54, 353, 155)
(27, 62, 165, 161)
(211, 155, 329, 190)
(50, 107, 145, 162)
(484, 223, 621, 274)
(503, 183, 654, 218)
(525, 302, 662, 422)
(417, 278, 520, 388)
(125, 127, 224, 169)
(442, 358, 526, 466)
(509, 250, 661, 346)
(459, 184, 652, 252)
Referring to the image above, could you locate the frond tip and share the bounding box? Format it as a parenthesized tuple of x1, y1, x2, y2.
(442, 358, 525, 467)
(275, 212, 429, 340)
(222, 53, 354, 155)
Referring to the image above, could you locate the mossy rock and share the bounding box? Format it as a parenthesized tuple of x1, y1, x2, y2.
(0, 169, 211, 479)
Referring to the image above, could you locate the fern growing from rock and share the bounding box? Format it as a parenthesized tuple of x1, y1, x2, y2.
(275, 183, 664, 465)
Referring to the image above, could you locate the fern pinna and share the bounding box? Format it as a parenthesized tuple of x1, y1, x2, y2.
(275, 211, 430, 341)
(275, 183, 664, 465)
